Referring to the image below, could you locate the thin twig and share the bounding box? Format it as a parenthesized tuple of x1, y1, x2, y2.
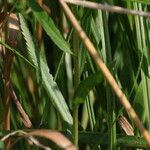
(59, 0, 150, 146)
(64, 0, 150, 17)
(1, 130, 51, 150)
(27, 136, 52, 150)
(1, 130, 76, 150)
(9, 83, 32, 128)
(29, 130, 76, 150)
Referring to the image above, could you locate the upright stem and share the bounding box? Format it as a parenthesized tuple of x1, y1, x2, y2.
(3, 0, 10, 130)
(101, 11, 116, 150)
(4, 13, 19, 130)
(4, 79, 11, 130)
(72, 31, 80, 147)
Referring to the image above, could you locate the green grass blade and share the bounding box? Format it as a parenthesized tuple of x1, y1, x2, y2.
(133, 80, 145, 121)
(28, 0, 72, 54)
(74, 71, 103, 104)
(134, 2, 150, 131)
(19, 14, 73, 125)
(0, 41, 34, 67)
(99, 9, 117, 150)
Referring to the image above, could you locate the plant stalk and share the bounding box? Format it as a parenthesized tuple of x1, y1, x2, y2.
(72, 31, 80, 147)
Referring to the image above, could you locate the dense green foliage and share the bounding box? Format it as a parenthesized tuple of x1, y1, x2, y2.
(1, 0, 150, 149)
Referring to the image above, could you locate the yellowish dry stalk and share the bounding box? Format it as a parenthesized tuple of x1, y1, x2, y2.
(29, 130, 76, 150)
(1, 130, 52, 150)
(64, 0, 150, 17)
(59, 0, 150, 146)
(1, 129, 76, 150)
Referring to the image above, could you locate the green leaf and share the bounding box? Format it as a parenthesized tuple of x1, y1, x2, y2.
(91, 17, 101, 44)
(28, 0, 72, 54)
(0, 41, 34, 67)
(19, 14, 73, 125)
(74, 71, 103, 104)
(141, 53, 149, 77)
(133, 80, 145, 121)
(0, 141, 4, 149)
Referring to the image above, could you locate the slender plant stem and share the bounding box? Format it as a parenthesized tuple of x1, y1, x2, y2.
(100, 10, 116, 150)
(9, 83, 32, 128)
(4, 13, 19, 130)
(63, 0, 150, 17)
(73, 105, 78, 147)
(78, 132, 148, 148)
(72, 31, 80, 147)
(3, 4, 10, 130)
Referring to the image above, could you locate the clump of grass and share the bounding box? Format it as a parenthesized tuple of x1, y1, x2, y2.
(1, 0, 150, 149)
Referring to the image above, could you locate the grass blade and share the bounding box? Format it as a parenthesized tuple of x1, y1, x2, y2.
(19, 14, 73, 125)
(74, 71, 103, 104)
(28, 0, 72, 54)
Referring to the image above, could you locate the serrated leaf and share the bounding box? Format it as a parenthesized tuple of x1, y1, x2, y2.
(28, 0, 72, 54)
(19, 14, 73, 125)
(0, 41, 34, 67)
(74, 71, 103, 104)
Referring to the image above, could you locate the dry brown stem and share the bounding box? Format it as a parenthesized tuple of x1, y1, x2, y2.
(9, 83, 32, 128)
(64, 0, 150, 17)
(3, 13, 32, 129)
(1, 130, 76, 150)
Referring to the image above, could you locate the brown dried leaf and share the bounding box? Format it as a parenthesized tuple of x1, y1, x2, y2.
(118, 115, 134, 136)
(29, 130, 77, 150)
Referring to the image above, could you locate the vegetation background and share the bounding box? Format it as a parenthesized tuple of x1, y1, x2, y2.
(0, 0, 150, 149)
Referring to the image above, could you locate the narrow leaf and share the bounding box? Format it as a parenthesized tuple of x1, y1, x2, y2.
(133, 80, 145, 121)
(19, 14, 73, 125)
(74, 71, 103, 104)
(28, 0, 72, 54)
(0, 41, 34, 67)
